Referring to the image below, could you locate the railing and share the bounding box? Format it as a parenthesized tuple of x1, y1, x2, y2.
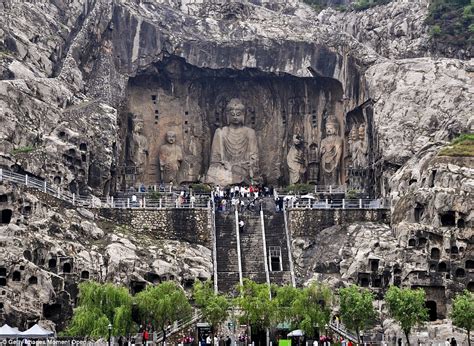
(154, 311, 202, 343)
(285, 197, 390, 210)
(276, 185, 358, 195)
(329, 321, 359, 343)
(0, 169, 210, 209)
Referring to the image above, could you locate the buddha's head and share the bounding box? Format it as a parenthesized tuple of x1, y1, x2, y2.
(293, 134, 303, 146)
(226, 98, 245, 126)
(165, 131, 176, 144)
(325, 116, 339, 136)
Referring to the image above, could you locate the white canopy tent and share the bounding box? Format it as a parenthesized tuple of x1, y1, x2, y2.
(19, 324, 54, 339)
(0, 324, 19, 338)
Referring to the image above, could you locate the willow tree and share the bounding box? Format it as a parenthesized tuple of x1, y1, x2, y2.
(385, 286, 428, 346)
(235, 279, 275, 342)
(193, 280, 230, 344)
(339, 284, 376, 343)
(451, 290, 474, 346)
(135, 281, 192, 344)
(64, 281, 134, 339)
(294, 282, 333, 339)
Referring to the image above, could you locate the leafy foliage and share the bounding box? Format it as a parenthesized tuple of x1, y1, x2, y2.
(385, 286, 428, 345)
(353, 0, 392, 11)
(283, 183, 314, 194)
(293, 283, 333, 338)
(450, 290, 474, 346)
(135, 281, 192, 332)
(426, 0, 473, 53)
(193, 280, 230, 335)
(339, 285, 376, 342)
(235, 279, 275, 332)
(64, 282, 134, 339)
(12, 146, 36, 155)
(439, 133, 474, 157)
(191, 183, 212, 192)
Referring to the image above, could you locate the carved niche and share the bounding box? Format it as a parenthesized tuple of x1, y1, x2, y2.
(287, 134, 306, 185)
(319, 115, 343, 186)
(158, 131, 183, 184)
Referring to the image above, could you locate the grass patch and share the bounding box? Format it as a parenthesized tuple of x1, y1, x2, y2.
(283, 183, 314, 194)
(353, 0, 392, 11)
(439, 134, 474, 157)
(12, 146, 36, 155)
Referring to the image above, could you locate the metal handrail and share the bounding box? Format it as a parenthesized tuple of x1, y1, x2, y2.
(0, 169, 210, 210)
(283, 196, 390, 210)
(329, 321, 359, 343)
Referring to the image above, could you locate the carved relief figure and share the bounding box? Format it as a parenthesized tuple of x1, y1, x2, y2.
(133, 120, 149, 175)
(287, 134, 306, 184)
(159, 131, 183, 183)
(307, 143, 319, 183)
(320, 116, 343, 186)
(352, 124, 368, 168)
(206, 98, 259, 186)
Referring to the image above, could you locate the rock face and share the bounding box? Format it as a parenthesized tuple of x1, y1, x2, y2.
(0, 0, 472, 338)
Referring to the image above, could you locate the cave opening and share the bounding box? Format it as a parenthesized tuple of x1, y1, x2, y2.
(0, 195, 8, 203)
(183, 278, 195, 290)
(118, 55, 370, 191)
(144, 272, 161, 284)
(440, 211, 456, 226)
(0, 278, 6, 286)
(468, 282, 474, 292)
(48, 258, 57, 269)
(28, 276, 38, 285)
(358, 273, 370, 287)
(457, 218, 465, 228)
(438, 262, 447, 272)
(370, 259, 379, 272)
(451, 246, 459, 254)
(426, 301, 437, 321)
(1, 209, 12, 224)
(418, 237, 427, 247)
(466, 260, 474, 269)
(63, 262, 72, 273)
(455, 268, 466, 278)
(81, 270, 90, 279)
(430, 248, 440, 260)
(414, 204, 424, 222)
(408, 239, 416, 247)
(43, 303, 62, 320)
(12, 271, 21, 281)
(130, 281, 146, 295)
(0, 268, 6, 276)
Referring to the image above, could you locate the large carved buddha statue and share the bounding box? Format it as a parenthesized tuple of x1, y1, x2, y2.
(320, 116, 343, 186)
(159, 131, 183, 184)
(206, 98, 259, 186)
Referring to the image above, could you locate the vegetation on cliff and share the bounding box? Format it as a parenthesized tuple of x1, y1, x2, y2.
(439, 134, 474, 157)
(451, 290, 474, 346)
(426, 0, 473, 54)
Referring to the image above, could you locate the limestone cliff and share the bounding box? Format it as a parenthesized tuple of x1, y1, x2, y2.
(0, 0, 472, 338)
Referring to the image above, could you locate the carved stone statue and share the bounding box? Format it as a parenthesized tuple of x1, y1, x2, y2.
(287, 134, 306, 184)
(206, 98, 259, 185)
(159, 131, 183, 183)
(320, 116, 343, 186)
(352, 124, 368, 168)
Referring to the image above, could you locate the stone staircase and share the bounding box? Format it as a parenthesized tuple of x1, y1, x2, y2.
(239, 211, 267, 284)
(263, 206, 293, 286)
(215, 212, 240, 293)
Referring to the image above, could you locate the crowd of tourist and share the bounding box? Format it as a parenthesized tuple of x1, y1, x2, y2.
(211, 184, 277, 212)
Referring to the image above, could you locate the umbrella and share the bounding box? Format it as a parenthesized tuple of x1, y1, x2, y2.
(300, 194, 316, 199)
(0, 324, 19, 338)
(283, 195, 297, 200)
(19, 324, 54, 338)
(287, 329, 305, 337)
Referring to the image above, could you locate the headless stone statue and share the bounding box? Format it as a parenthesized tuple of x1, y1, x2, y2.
(287, 134, 306, 184)
(320, 116, 343, 186)
(159, 131, 183, 183)
(206, 98, 259, 186)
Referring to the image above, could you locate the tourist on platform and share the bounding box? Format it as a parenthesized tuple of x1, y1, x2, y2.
(239, 220, 245, 232)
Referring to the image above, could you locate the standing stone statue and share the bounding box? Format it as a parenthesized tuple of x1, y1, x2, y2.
(320, 116, 343, 186)
(206, 98, 259, 186)
(287, 134, 306, 184)
(352, 124, 368, 168)
(159, 131, 183, 183)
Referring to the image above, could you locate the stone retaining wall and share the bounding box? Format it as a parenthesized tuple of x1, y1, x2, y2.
(289, 208, 390, 237)
(98, 208, 211, 247)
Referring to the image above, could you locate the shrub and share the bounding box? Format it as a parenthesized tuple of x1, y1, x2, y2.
(439, 134, 474, 157)
(12, 146, 35, 155)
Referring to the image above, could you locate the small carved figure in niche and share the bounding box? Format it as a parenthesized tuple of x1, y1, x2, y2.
(320, 115, 343, 186)
(206, 98, 260, 186)
(352, 124, 368, 169)
(287, 134, 306, 184)
(159, 131, 183, 183)
(133, 120, 149, 173)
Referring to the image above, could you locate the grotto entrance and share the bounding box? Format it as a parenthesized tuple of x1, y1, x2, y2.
(426, 301, 437, 321)
(119, 56, 374, 193)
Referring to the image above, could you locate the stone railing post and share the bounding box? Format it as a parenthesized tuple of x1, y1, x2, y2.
(0, 168, 3, 181)
(57, 187, 61, 198)
(159, 198, 162, 209)
(143, 197, 146, 208)
(127, 198, 130, 208)
(25, 174, 28, 186)
(111, 196, 114, 208)
(72, 193, 75, 206)
(43, 181, 47, 193)
(329, 185, 332, 194)
(359, 199, 362, 209)
(325, 199, 329, 209)
(342, 199, 345, 209)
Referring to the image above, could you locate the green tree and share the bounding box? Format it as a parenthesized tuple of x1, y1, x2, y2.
(135, 281, 192, 344)
(451, 290, 474, 346)
(339, 285, 376, 342)
(294, 283, 332, 338)
(235, 279, 275, 341)
(193, 280, 231, 344)
(64, 282, 134, 339)
(385, 286, 428, 345)
(273, 285, 302, 329)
